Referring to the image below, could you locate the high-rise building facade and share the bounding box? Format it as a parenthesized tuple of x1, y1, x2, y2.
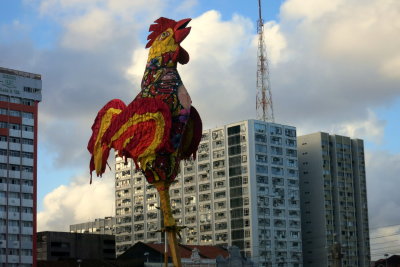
(0, 67, 42, 267)
(297, 132, 370, 267)
(115, 119, 303, 266)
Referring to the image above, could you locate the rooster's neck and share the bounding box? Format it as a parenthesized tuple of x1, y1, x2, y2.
(141, 53, 182, 93)
(147, 51, 178, 69)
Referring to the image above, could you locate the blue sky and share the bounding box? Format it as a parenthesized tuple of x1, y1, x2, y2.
(1, 0, 400, 259)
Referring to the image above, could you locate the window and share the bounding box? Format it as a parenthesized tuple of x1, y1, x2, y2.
(22, 125, 34, 132)
(285, 128, 296, 137)
(24, 86, 41, 93)
(257, 175, 268, 184)
(270, 126, 282, 135)
(254, 123, 266, 133)
(256, 164, 268, 174)
(286, 139, 296, 147)
(256, 144, 267, 153)
(256, 154, 267, 163)
(9, 110, 20, 117)
(10, 137, 20, 143)
(21, 99, 34, 106)
(286, 149, 297, 157)
(9, 151, 20, 157)
(10, 97, 21, 104)
(10, 165, 20, 171)
(271, 167, 283, 176)
(212, 130, 224, 140)
(228, 145, 241, 155)
(271, 136, 282, 145)
(255, 134, 266, 142)
(0, 95, 9, 102)
(228, 125, 240, 135)
(271, 146, 283, 155)
(22, 112, 34, 119)
(9, 123, 20, 130)
(22, 138, 34, 145)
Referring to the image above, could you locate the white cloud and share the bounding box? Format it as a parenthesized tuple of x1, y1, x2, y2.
(61, 9, 117, 50)
(366, 151, 400, 259)
(262, 21, 288, 66)
(281, 0, 344, 22)
(333, 110, 386, 144)
(37, 173, 115, 231)
(370, 225, 400, 259)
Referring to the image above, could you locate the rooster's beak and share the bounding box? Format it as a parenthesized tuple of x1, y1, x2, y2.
(174, 18, 191, 44)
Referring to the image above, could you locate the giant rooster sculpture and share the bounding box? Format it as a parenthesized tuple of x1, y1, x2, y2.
(87, 17, 202, 267)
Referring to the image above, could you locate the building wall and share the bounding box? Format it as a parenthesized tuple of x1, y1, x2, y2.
(36, 231, 115, 261)
(114, 119, 303, 267)
(0, 67, 42, 267)
(70, 216, 116, 235)
(298, 132, 370, 267)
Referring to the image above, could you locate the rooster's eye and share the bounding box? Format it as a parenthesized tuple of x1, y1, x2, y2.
(159, 31, 169, 40)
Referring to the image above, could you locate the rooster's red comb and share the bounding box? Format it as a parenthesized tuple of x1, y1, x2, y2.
(146, 17, 177, 48)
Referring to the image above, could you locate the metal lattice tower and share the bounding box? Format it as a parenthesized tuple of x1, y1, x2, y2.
(256, 0, 275, 122)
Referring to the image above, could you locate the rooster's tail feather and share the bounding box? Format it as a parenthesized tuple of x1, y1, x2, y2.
(88, 99, 126, 179)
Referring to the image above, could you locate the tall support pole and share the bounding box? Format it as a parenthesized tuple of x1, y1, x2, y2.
(164, 231, 168, 267)
(155, 181, 182, 267)
(256, 0, 275, 122)
(332, 242, 343, 267)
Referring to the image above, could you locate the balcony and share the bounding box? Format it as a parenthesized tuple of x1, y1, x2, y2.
(22, 158, 34, 166)
(21, 255, 33, 264)
(22, 131, 34, 139)
(21, 213, 33, 221)
(21, 227, 33, 235)
(22, 118, 34, 126)
(8, 240, 19, 248)
(21, 185, 33, 194)
(8, 212, 20, 220)
(21, 241, 32, 249)
(9, 129, 21, 137)
(0, 141, 6, 149)
(8, 226, 20, 234)
(8, 184, 20, 192)
(22, 144, 34, 153)
(7, 255, 19, 263)
(9, 143, 21, 151)
(8, 198, 20, 206)
(21, 171, 33, 180)
(22, 199, 33, 207)
(0, 155, 6, 163)
(9, 171, 21, 179)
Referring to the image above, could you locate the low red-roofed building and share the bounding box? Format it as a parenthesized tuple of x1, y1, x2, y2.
(117, 242, 249, 266)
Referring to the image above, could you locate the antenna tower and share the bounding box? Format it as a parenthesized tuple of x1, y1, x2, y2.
(256, 0, 274, 122)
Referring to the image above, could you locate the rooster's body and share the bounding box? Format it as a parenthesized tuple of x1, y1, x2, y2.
(88, 17, 202, 185)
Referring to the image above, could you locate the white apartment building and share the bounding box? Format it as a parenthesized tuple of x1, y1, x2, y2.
(70, 216, 116, 235)
(298, 132, 370, 267)
(115, 119, 303, 266)
(0, 67, 42, 267)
